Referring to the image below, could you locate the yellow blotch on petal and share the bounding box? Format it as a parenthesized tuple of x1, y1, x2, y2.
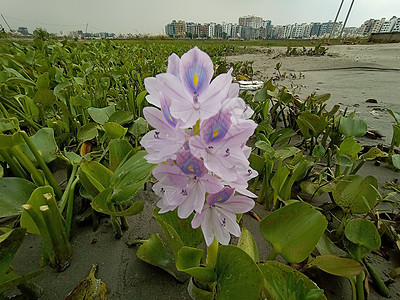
(193, 73, 199, 87)
(213, 129, 219, 138)
(217, 197, 223, 202)
(188, 166, 194, 172)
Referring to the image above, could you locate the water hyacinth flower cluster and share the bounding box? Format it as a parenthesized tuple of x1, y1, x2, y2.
(141, 47, 258, 246)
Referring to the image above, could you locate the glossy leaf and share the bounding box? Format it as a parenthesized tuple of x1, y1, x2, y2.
(152, 208, 203, 256)
(215, 245, 263, 299)
(80, 161, 113, 193)
(332, 175, 378, 213)
(129, 117, 148, 138)
(91, 188, 144, 216)
(308, 255, 363, 278)
(136, 233, 188, 282)
(259, 260, 326, 300)
(176, 247, 216, 282)
(88, 105, 116, 124)
(345, 218, 381, 252)
(0, 177, 36, 218)
(22, 128, 59, 164)
(77, 122, 98, 142)
(359, 147, 388, 160)
(103, 122, 127, 139)
(109, 111, 133, 125)
(339, 137, 363, 159)
(109, 139, 133, 172)
(296, 112, 327, 139)
(339, 117, 368, 137)
(187, 278, 214, 300)
(260, 202, 327, 263)
(110, 150, 155, 203)
(237, 225, 259, 262)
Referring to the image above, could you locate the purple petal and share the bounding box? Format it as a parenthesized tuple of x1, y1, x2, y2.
(176, 150, 206, 177)
(200, 211, 215, 246)
(152, 164, 188, 188)
(160, 97, 177, 128)
(210, 209, 231, 245)
(167, 53, 180, 78)
(207, 187, 235, 206)
(143, 107, 173, 131)
(179, 47, 213, 95)
(217, 195, 255, 214)
(201, 173, 224, 194)
(191, 208, 208, 229)
(216, 207, 241, 237)
(201, 112, 231, 144)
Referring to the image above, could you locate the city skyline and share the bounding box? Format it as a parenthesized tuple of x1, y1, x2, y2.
(2, 0, 399, 35)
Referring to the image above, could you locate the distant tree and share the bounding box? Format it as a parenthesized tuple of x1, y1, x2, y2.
(33, 28, 50, 41)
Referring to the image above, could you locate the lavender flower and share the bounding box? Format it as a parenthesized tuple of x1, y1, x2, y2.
(142, 47, 258, 245)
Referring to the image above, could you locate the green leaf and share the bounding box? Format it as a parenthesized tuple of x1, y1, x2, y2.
(260, 202, 327, 263)
(70, 95, 91, 108)
(359, 147, 388, 160)
(254, 87, 268, 102)
(53, 81, 72, 98)
(255, 140, 274, 155)
(111, 150, 155, 204)
(33, 89, 55, 106)
(388, 109, 400, 125)
(345, 218, 381, 252)
(316, 234, 348, 257)
(64, 151, 82, 166)
(332, 175, 378, 213)
(103, 122, 127, 139)
(0, 118, 19, 132)
(274, 145, 300, 161)
(296, 112, 327, 139)
(269, 128, 297, 146)
(6, 77, 35, 86)
(109, 111, 134, 125)
(36, 72, 49, 89)
(339, 137, 363, 159)
(391, 154, 400, 169)
(91, 188, 144, 216)
(176, 247, 216, 282)
(0, 134, 18, 149)
(187, 278, 214, 300)
(392, 124, 400, 147)
(77, 122, 98, 142)
(339, 117, 368, 137)
(308, 255, 363, 278)
(136, 233, 188, 282)
(88, 105, 116, 124)
(0, 178, 36, 218)
(80, 161, 113, 193)
(129, 117, 148, 138)
(152, 207, 204, 256)
(312, 144, 326, 159)
(133, 91, 147, 110)
(109, 139, 133, 172)
(215, 245, 263, 299)
(237, 225, 259, 262)
(0, 228, 26, 274)
(22, 128, 59, 164)
(259, 261, 326, 300)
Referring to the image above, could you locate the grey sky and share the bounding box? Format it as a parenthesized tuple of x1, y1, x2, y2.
(1, 0, 399, 34)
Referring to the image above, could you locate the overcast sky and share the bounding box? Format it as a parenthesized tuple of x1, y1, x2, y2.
(1, 0, 399, 34)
